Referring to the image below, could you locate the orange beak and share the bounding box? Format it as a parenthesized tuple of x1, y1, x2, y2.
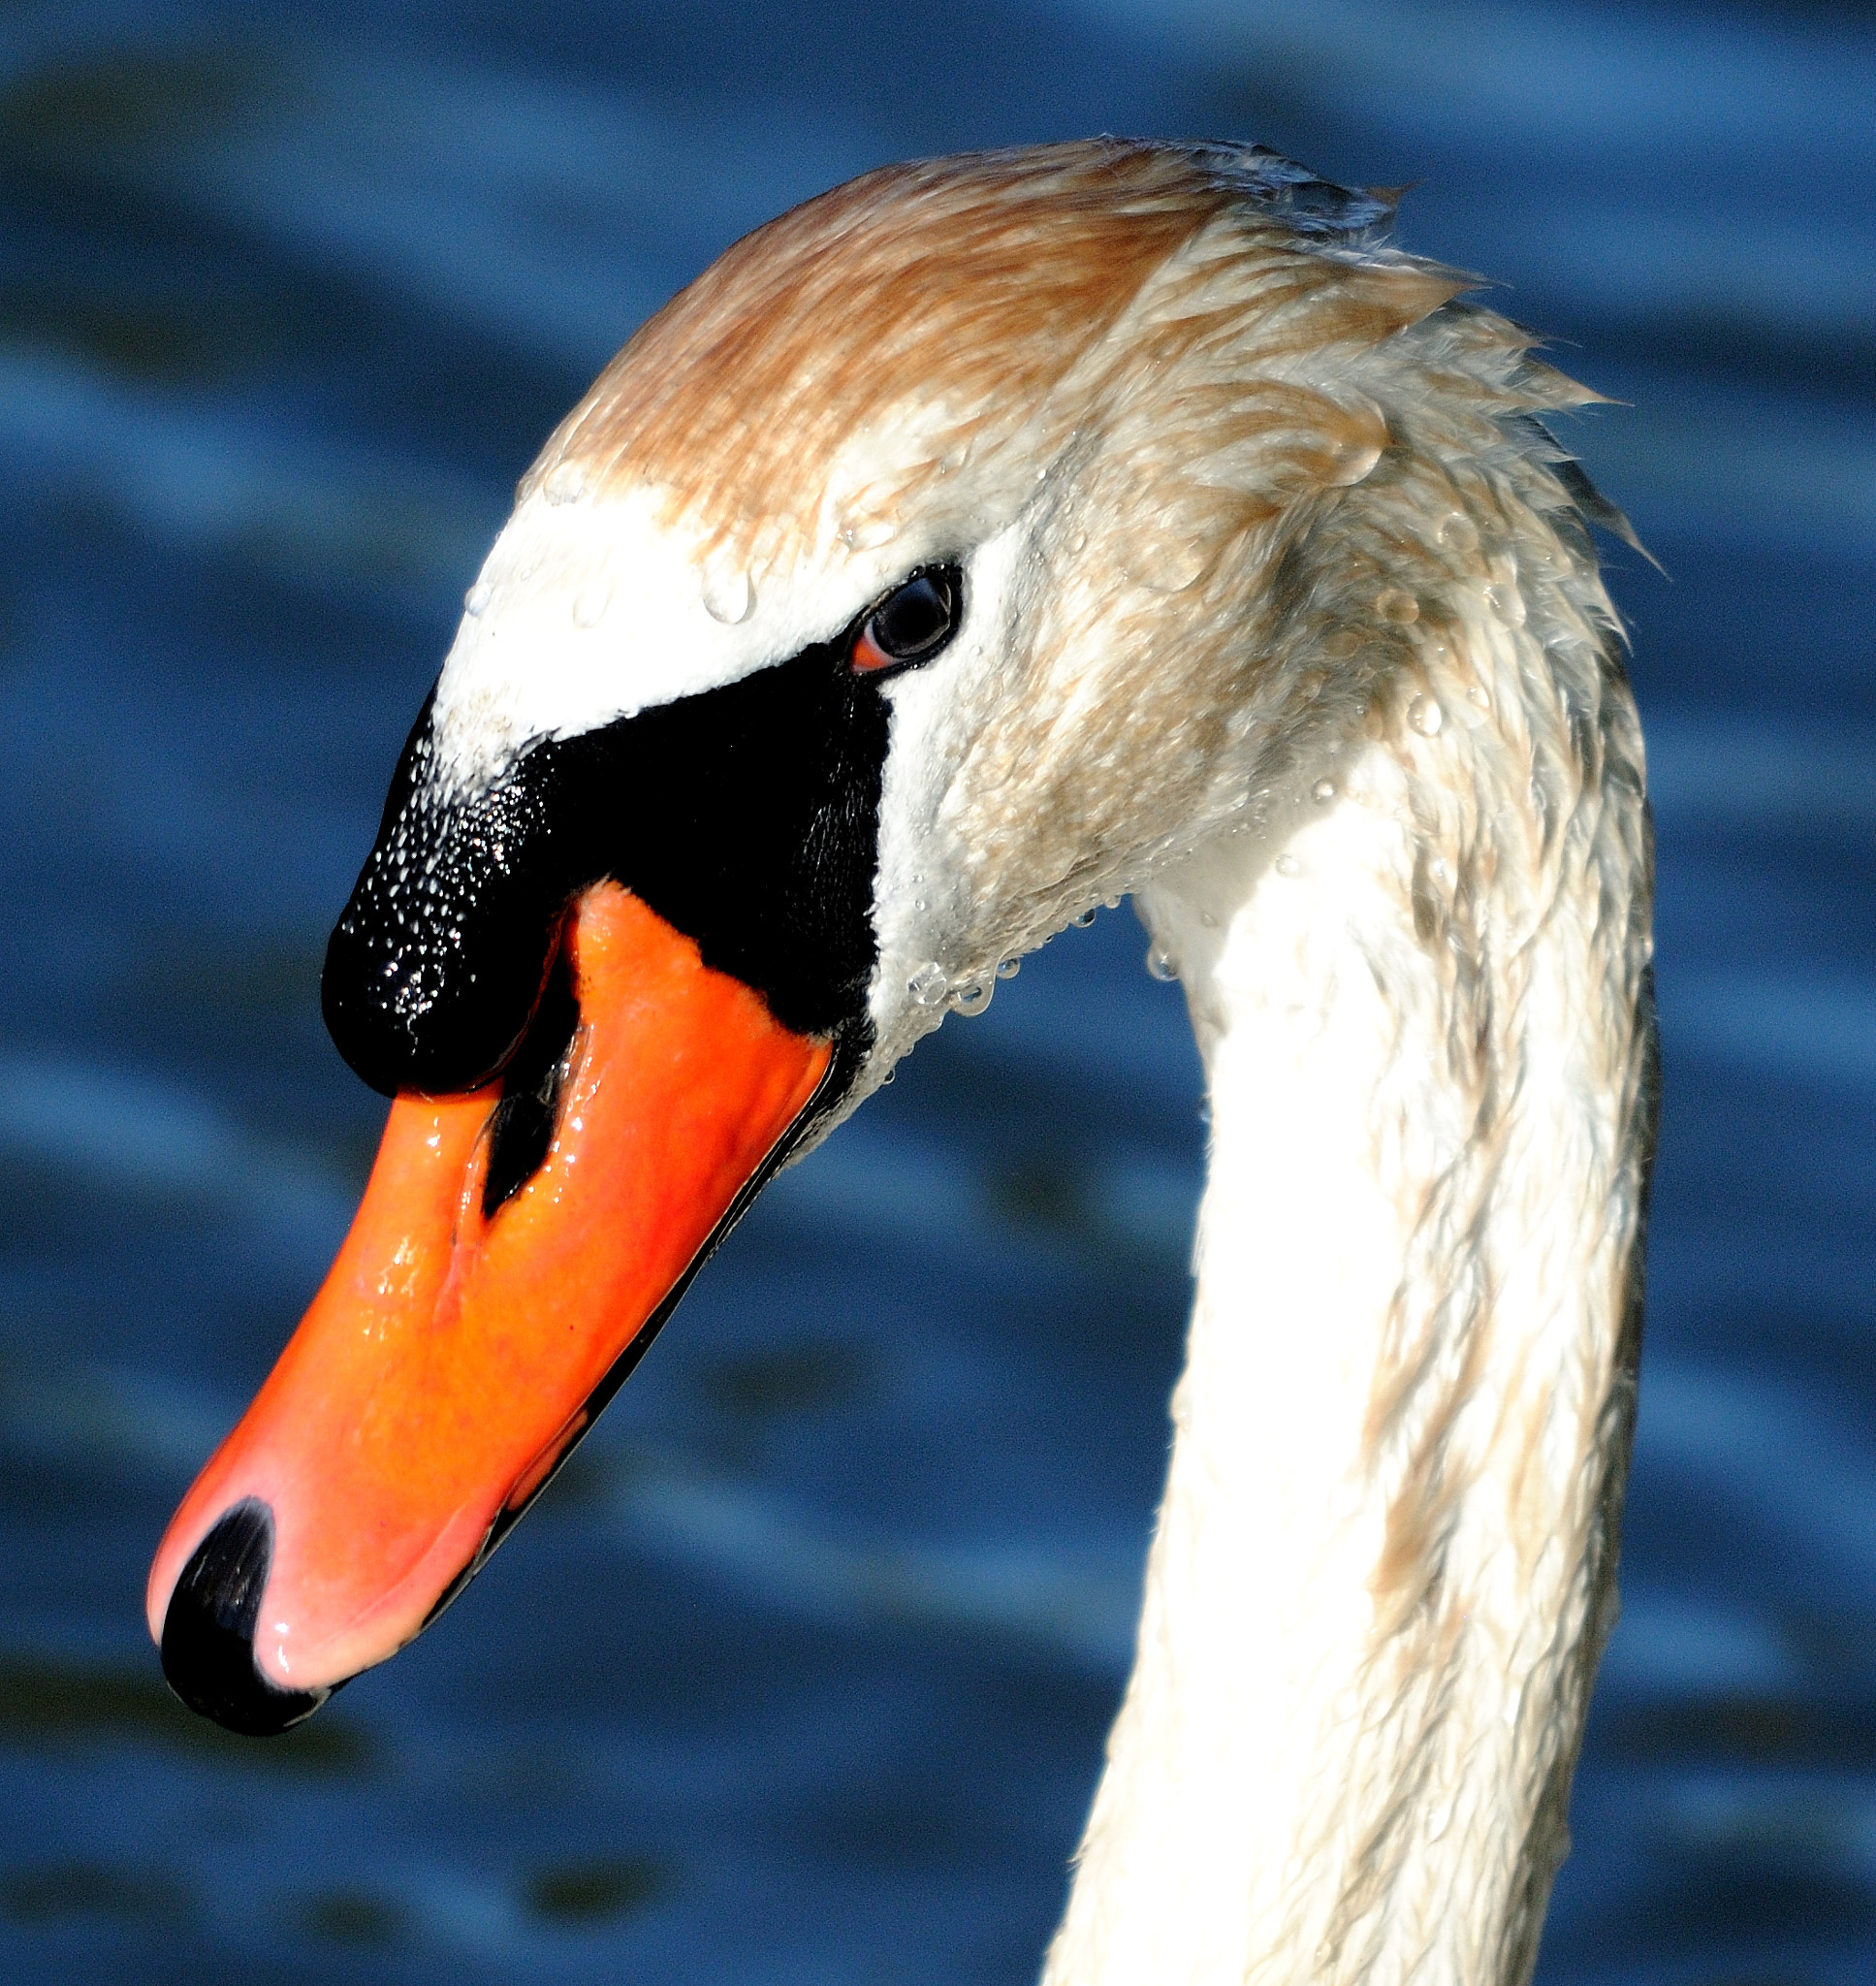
(146, 881, 831, 1730)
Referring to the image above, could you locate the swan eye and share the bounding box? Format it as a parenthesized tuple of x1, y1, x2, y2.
(850, 565, 962, 677)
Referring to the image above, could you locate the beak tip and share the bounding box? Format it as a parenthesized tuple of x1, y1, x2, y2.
(158, 1499, 333, 1738)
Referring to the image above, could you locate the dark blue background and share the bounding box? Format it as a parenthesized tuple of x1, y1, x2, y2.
(0, 2, 1870, 1979)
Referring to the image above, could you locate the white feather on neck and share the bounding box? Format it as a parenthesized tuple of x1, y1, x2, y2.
(1040, 593, 1654, 1986)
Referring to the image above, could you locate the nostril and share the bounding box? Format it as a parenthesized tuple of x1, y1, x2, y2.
(482, 945, 583, 1218)
(160, 1500, 332, 1737)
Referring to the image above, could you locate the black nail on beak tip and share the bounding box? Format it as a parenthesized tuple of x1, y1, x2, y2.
(160, 1499, 332, 1737)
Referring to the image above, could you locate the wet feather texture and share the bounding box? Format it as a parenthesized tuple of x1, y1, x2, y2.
(201, 137, 1657, 1984)
(0, 8, 1868, 1983)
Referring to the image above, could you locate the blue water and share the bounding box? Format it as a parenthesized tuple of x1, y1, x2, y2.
(0, 1, 1869, 1978)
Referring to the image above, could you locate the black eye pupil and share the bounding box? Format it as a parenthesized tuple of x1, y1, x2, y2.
(869, 568, 958, 662)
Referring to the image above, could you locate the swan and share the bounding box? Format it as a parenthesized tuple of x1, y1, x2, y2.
(144, 140, 1656, 1985)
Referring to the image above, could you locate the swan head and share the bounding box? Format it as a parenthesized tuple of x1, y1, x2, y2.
(145, 139, 1606, 1733)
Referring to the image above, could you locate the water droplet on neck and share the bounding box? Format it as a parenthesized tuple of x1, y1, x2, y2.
(1072, 908, 1097, 929)
(572, 578, 613, 629)
(996, 957, 1021, 979)
(879, 1067, 895, 1085)
(463, 581, 492, 617)
(1144, 945, 1178, 983)
(1438, 511, 1479, 551)
(1375, 587, 1419, 625)
(948, 977, 993, 1017)
(1320, 629, 1360, 660)
(908, 964, 947, 1008)
(1103, 894, 1123, 913)
(544, 461, 588, 506)
(1275, 852, 1300, 878)
(1467, 684, 1491, 710)
(1409, 694, 1444, 736)
(1483, 582, 1526, 627)
(701, 564, 755, 625)
(1312, 777, 1337, 804)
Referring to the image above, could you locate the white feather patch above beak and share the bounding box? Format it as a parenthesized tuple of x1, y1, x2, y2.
(427, 483, 938, 798)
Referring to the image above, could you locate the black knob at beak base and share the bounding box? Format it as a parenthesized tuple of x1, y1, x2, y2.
(160, 1500, 332, 1737)
(320, 696, 575, 1101)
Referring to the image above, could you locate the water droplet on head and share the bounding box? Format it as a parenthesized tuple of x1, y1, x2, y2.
(1145, 945, 1178, 983)
(879, 1067, 895, 1085)
(1325, 438, 1383, 488)
(996, 957, 1021, 979)
(1129, 538, 1206, 594)
(463, 581, 492, 617)
(1409, 694, 1444, 736)
(1438, 511, 1479, 552)
(1375, 587, 1419, 625)
(908, 963, 947, 1008)
(572, 578, 613, 629)
(1467, 684, 1491, 710)
(544, 461, 588, 506)
(840, 516, 898, 554)
(1320, 629, 1360, 660)
(1275, 852, 1300, 878)
(701, 564, 755, 625)
(1103, 894, 1123, 913)
(1483, 582, 1526, 627)
(1073, 908, 1097, 929)
(1312, 777, 1337, 804)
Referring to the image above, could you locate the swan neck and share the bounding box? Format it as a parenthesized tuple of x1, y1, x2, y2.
(1043, 650, 1653, 1986)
